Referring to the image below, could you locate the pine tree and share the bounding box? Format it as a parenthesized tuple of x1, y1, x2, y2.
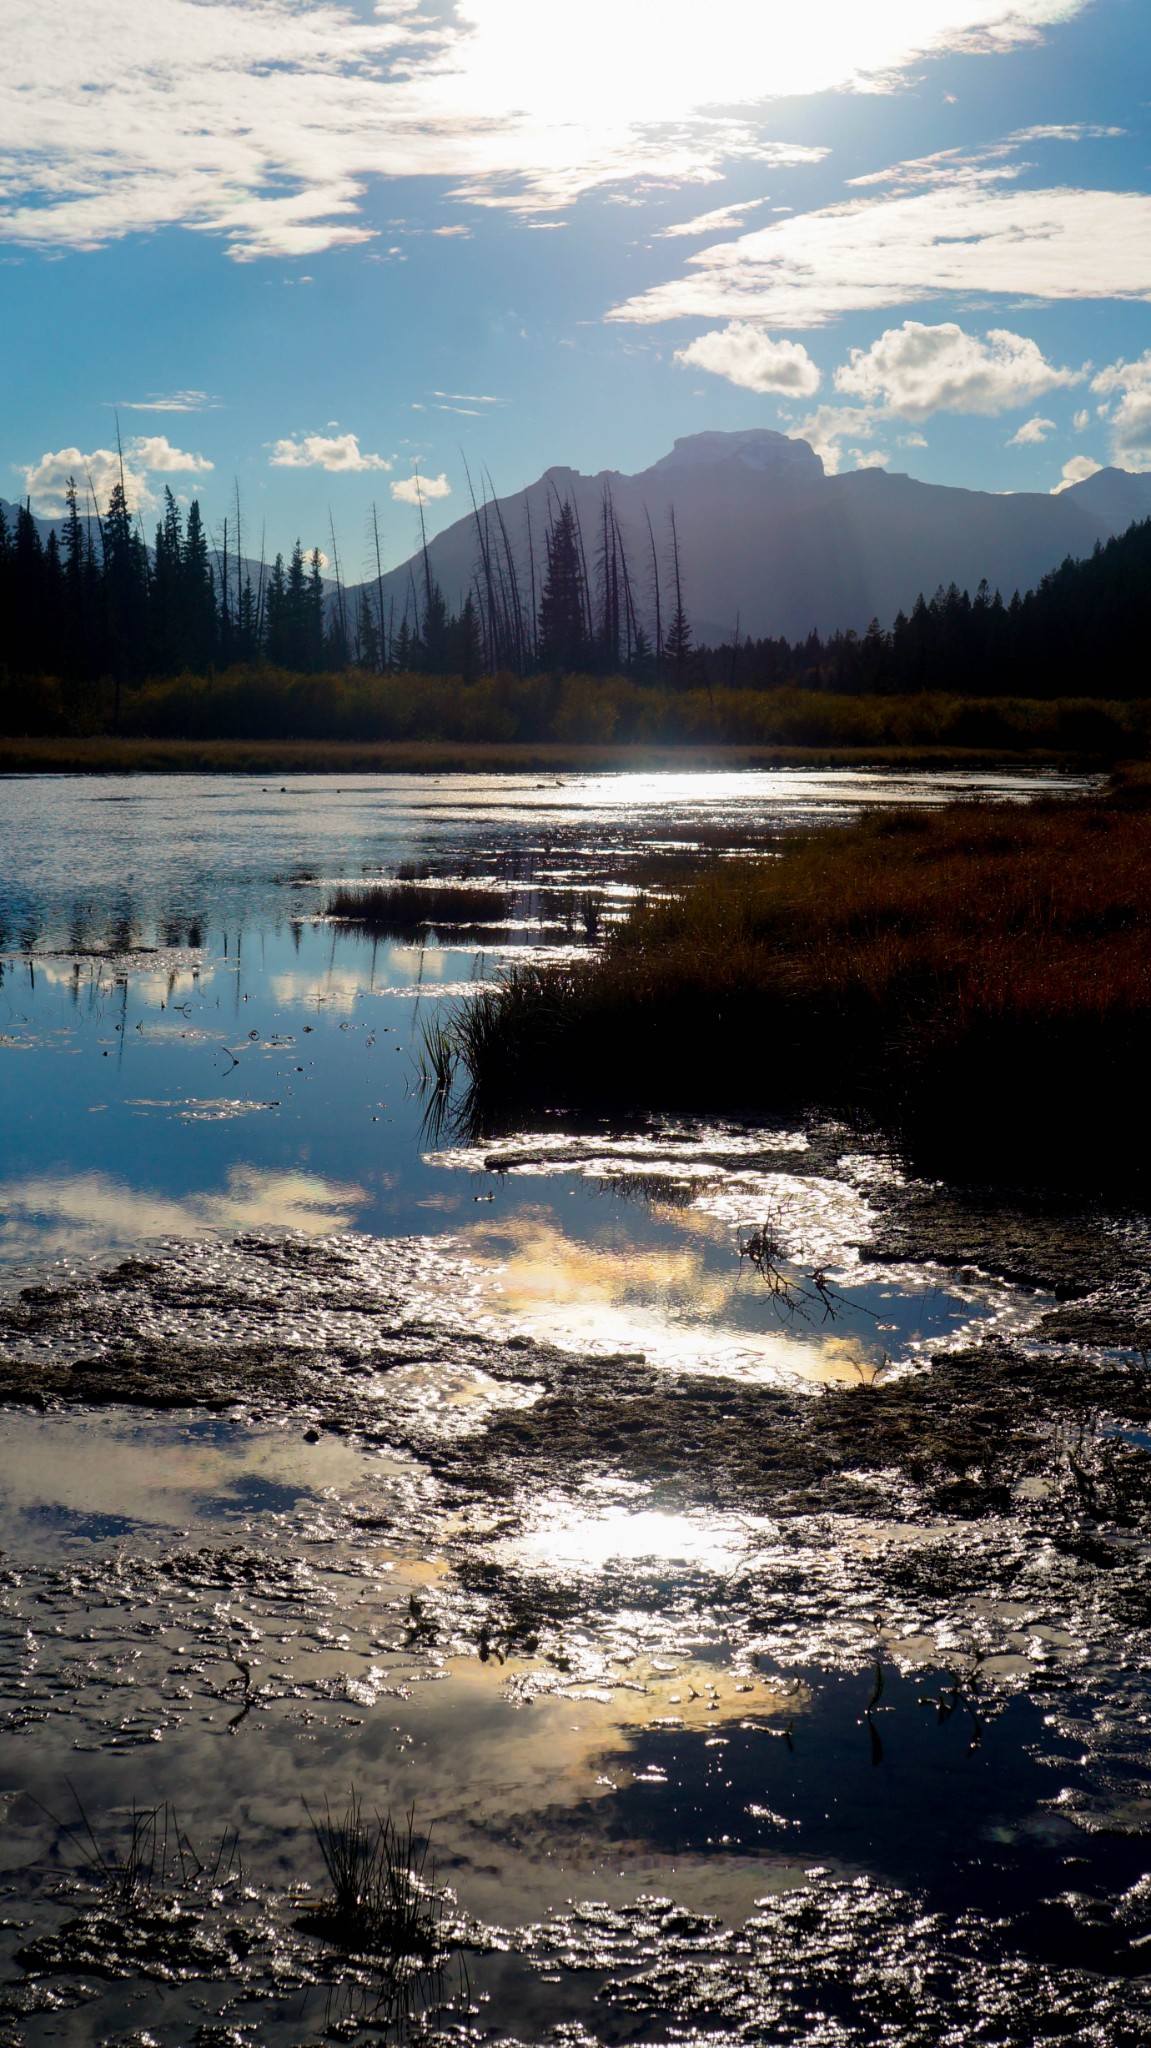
(307, 550, 326, 671)
(182, 501, 216, 672)
(664, 507, 692, 686)
(537, 501, 589, 671)
(455, 590, 482, 684)
(264, 554, 288, 666)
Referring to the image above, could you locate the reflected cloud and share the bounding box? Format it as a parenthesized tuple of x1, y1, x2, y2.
(465, 1210, 885, 1386)
(0, 1165, 365, 1260)
(269, 968, 366, 1011)
(388, 946, 448, 981)
(512, 1500, 750, 1575)
(0, 1408, 367, 1542)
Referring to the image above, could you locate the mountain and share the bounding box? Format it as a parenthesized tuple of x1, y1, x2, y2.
(357, 430, 1148, 645)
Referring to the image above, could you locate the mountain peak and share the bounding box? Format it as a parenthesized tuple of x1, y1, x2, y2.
(647, 428, 825, 481)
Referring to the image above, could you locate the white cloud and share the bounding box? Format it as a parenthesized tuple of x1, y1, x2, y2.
(21, 434, 214, 515)
(660, 199, 772, 239)
(391, 472, 452, 505)
(269, 433, 391, 473)
(846, 140, 1023, 197)
(1008, 416, 1057, 445)
(129, 435, 214, 473)
(0, 0, 1092, 257)
(611, 186, 1151, 329)
(675, 324, 821, 396)
(1011, 123, 1126, 143)
(836, 322, 1079, 421)
(1091, 352, 1151, 466)
(1073, 408, 1091, 431)
(118, 390, 218, 412)
(1053, 455, 1103, 493)
(791, 404, 886, 475)
(22, 446, 156, 518)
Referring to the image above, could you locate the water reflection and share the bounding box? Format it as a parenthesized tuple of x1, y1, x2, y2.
(464, 1209, 887, 1384)
(0, 766, 1136, 2048)
(0, 1164, 365, 1259)
(511, 1500, 755, 1574)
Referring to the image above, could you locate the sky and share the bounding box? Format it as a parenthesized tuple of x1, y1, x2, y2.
(3, 0, 1151, 571)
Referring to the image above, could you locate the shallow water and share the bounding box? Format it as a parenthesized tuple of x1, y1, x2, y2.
(2, 767, 1149, 2048)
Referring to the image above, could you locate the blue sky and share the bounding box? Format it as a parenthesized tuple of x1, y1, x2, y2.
(3, 0, 1150, 570)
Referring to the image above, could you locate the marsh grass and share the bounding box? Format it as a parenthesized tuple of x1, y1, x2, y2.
(42, 1787, 242, 1914)
(302, 1795, 448, 1966)
(327, 881, 510, 935)
(446, 789, 1151, 1180)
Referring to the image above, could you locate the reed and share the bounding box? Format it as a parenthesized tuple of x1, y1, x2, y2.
(327, 881, 509, 933)
(446, 786, 1151, 1181)
(303, 1795, 446, 1964)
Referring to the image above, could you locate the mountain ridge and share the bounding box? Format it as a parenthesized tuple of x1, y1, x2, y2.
(362, 431, 1151, 645)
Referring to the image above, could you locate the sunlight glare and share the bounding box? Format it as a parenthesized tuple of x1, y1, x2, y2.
(516, 1503, 749, 1574)
(445, 1, 1082, 126)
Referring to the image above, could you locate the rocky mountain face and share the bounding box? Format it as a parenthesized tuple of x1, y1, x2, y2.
(365, 430, 1150, 644)
(9, 433, 1148, 648)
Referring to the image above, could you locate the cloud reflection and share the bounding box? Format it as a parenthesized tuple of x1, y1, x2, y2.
(465, 1211, 885, 1385)
(0, 1165, 365, 1261)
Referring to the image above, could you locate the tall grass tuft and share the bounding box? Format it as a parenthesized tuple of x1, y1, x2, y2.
(304, 1795, 447, 1965)
(41, 1786, 242, 1914)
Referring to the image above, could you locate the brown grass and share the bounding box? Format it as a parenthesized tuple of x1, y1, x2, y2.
(0, 735, 1101, 777)
(450, 787, 1151, 1182)
(327, 881, 510, 933)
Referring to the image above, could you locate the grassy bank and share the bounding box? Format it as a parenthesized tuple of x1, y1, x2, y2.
(0, 734, 1094, 776)
(449, 775, 1151, 1182)
(4, 670, 1151, 764)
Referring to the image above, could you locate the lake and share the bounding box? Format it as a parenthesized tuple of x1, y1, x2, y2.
(1, 766, 1148, 2048)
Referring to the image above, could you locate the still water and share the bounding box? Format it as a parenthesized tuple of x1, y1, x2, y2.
(0, 768, 1147, 2048)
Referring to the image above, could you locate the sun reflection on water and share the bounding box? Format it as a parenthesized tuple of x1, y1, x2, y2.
(512, 1499, 753, 1575)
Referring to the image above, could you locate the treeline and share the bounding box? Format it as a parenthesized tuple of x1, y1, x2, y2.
(2, 467, 1150, 738)
(0, 481, 343, 696)
(694, 519, 1151, 700)
(0, 474, 691, 702)
(92, 673, 1151, 756)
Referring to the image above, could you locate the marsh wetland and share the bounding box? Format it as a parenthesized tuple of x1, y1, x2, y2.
(2, 767, 1151, 2047)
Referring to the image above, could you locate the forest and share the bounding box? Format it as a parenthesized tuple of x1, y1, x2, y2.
(1, 466, 1150, 740)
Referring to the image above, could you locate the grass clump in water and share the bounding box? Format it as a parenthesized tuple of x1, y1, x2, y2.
(303, 1795, 448, 1966)
(446, 789, 1151, 1181)
(327, 880, 509, 935)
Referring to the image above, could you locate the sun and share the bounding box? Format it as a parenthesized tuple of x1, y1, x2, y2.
(443, 0, 1084, 127)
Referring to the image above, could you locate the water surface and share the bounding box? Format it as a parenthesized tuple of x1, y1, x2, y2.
(1, 767, 1146, 2048)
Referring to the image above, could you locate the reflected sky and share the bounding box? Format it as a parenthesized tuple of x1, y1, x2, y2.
(0, 769, 1059, 1355)
(0, 1165, 365, 1263)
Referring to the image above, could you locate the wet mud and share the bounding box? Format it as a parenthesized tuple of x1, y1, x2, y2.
(1, 1204, 1150, 2044)
(2, 770, 1149, 2048)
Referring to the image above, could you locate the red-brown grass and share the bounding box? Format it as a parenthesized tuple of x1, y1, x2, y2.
(450, 789, 1151, 1182)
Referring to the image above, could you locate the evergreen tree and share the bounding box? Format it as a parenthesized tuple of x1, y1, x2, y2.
(537, 501, 589, 671)
(263, 554, 289, 667)
(182, 501, 216, 672)
(355, 589, 380, 671)
(455, 590, 482, 684)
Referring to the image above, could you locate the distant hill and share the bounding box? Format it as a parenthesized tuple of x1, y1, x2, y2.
(353, 431, 1147, 643)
